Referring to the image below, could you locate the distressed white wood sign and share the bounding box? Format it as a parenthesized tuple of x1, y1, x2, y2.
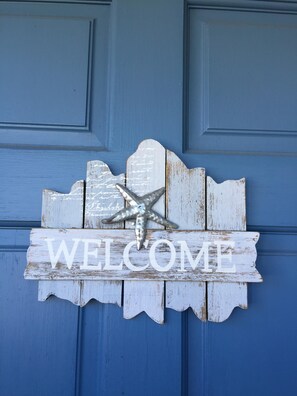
(25, 139, 263, 323)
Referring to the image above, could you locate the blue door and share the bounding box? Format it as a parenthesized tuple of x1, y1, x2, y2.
(1, 1, 296, 395)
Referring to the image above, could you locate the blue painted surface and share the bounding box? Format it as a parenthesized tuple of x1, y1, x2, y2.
(0, 1, 111, 149)
(0, 250, 79, 396)
(205, 255, 297, 396)
(0, 1, 297, 395)
(187, 6, 297, 155)
(78, 304, 183, 396)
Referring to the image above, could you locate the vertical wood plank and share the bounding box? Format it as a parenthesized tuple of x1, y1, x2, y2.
(123, 139, 165, 324)
(123, 281, 164, 322)
(84, 161, 125, 229)
(207, 177, 247, 322)
(38, 180, 84, 305)
(165, 150, 207, 320)
(207, 177, 246, 231)
(41, 180, 84, 229)
(81, 161, 125, 306)
(166, 150, 205, 231)
(207, 282, 247, 323)
(166, 282, 206, 320)
(125, 139, 165, 229)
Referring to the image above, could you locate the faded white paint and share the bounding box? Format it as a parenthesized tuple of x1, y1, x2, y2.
(124, 140, 166, 323)
(38, 180, 84, 305)
(25, 229, 261, 282)
(84, 161, 125, 229)
(82, 160, 124, 306)
(165, 150, 207, 320)
(207, 177, 248, 322)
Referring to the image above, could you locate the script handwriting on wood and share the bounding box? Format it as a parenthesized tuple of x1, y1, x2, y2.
(25, 139, 263, 323)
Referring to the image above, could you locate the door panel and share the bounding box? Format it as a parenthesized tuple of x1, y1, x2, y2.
(78, 306, 184, 396)
(0, 1, 296, 396)
(0, 244, 78, 396)
(0, 1, 110, 149)
(187, 7, 297, 155)
(205, 252, 297, 396)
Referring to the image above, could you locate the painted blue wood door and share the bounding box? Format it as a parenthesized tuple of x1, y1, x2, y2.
(0, 1, 297, 395)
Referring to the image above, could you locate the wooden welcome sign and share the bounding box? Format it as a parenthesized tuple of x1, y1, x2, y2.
(24, 140, 262, 323)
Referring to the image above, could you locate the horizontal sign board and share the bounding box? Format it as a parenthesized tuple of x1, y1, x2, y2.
(25, 229, 262, 283)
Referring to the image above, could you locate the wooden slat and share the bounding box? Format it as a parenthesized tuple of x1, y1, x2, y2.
(38, 180, 84, 305)
(207, 282, 247, 323)
(26, 229, 261, 282)
(207, 176, 248, 322)
(166, 150, 205, 230)
(84, 161, 125, 229)
(165, 150, 206, 320)
(38, 280, 81, 305)
(207, 177, 246, 231)
(81, 160, 125, 306)
(123, 281, 164, 323)
(166, 282, 206, 319)
(123, 139, 165, 324)
(80, 280, 123, 307)
(41, 180, 84, 229)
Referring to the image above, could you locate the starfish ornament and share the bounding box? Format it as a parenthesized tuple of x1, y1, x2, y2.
(102, 184, 178, 250)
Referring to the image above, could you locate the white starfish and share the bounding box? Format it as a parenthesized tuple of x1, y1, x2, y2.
(102, 184, 178, 250)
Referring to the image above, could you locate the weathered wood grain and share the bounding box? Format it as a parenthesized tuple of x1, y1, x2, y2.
(165, 150, 207, 320)
(207, 176, 249, 322)
(125, 139, 165, 229)
(38, 180, 84, 305)
(41, 180, 84, 229)
(84, 161, 125, 229)
(80, 280, 122, 307)
(38, 280, 81, 305)
(166, 150, 205, 231)
(124, 140, 166, 323)
(207, 177, 246, 232)
(123, 281, 164, 324)
(25, 229, 261, 282)
(166, 281, 206, 319)
(207, 282, 247, 322)
(82, 160, 125, 306)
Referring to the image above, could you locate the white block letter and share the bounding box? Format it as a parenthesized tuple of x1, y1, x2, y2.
(103, 239, 122, 270)
(46, 238, 80, 269)
(80, 239, 102, 270)
(123, 240, 149, 271)
(178, 241, 211, 272)
(149, 239, 176, 272)
(215, 240, 236, 273)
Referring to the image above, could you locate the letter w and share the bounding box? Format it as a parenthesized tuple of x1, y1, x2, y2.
(46, 238, 80, 269)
